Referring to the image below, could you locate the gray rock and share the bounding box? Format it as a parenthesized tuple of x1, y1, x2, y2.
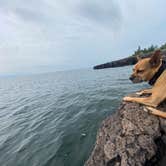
(85, 101, 166, 166)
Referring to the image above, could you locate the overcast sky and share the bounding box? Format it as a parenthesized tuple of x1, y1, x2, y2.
(0, 0, 166, 74)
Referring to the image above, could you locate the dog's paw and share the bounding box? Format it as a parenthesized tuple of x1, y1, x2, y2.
(145, 106, 160, 114)
(136, 91, 143, 95)
(146, 106, 158, 114)
(143, 107, 153, 114)
(123, 96, 132, 101)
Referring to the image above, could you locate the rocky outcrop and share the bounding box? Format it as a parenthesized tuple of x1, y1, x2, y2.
(93, 50, 166, 69)
(85, 98, 166, 166)
(93, 56, 138, 69)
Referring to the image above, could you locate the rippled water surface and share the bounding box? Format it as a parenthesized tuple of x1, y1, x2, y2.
(0, 67, 147, 166)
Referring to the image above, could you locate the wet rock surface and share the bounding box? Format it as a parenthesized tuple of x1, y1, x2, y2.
(85, 101, 166, 166)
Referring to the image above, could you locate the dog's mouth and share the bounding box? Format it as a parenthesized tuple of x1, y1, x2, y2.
(130, 76, 143, 83)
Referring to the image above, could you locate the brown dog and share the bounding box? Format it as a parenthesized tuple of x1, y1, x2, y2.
(123, 50, 166, 118)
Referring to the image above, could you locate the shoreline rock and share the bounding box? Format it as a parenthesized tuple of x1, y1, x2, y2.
(93, 50, 166, 70)
(85, 99, 166, 166)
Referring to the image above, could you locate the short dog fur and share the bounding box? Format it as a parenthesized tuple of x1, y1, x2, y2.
(123, 50, 166, 118)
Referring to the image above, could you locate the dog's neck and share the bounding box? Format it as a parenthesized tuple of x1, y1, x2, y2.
(149, 60, 166, 85)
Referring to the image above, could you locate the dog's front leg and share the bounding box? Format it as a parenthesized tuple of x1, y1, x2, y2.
(145, 107, 166, 119)
(123, 96, 158, 107)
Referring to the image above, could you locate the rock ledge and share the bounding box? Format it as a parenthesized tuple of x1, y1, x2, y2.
(85, 101, 166, 166)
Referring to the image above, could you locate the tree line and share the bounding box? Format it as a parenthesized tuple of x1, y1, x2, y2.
(132, 43, 166, 56)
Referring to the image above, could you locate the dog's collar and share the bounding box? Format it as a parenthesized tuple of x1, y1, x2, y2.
(149, 60, 166, 85)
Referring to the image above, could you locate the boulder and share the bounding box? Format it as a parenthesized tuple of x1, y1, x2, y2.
(85, 100, 166, 166)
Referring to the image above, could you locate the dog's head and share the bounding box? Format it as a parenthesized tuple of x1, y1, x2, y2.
(130, 50, 162, 83)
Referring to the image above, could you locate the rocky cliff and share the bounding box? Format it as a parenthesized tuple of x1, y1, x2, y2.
(93, 50, 166, 70)
(85, 98, 166, 166)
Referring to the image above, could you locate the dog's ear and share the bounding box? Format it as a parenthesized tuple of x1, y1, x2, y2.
(149, 50, 161, 68)
(136, 55, 142, 61)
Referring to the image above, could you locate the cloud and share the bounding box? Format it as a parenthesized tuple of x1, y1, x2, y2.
(0, 0, 166, 74)
(76, 0, 122, 30)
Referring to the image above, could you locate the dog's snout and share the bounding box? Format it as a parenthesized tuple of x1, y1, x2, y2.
(129, 76, 134, 81)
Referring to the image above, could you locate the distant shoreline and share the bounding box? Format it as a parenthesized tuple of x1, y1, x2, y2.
(93, 49, 166, 70)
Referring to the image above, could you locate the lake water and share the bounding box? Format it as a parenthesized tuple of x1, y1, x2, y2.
(0, 66, 147, 166)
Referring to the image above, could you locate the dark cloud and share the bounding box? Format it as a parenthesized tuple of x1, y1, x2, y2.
(0, 1, 48, 24)
(77, 1, 122, 29)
